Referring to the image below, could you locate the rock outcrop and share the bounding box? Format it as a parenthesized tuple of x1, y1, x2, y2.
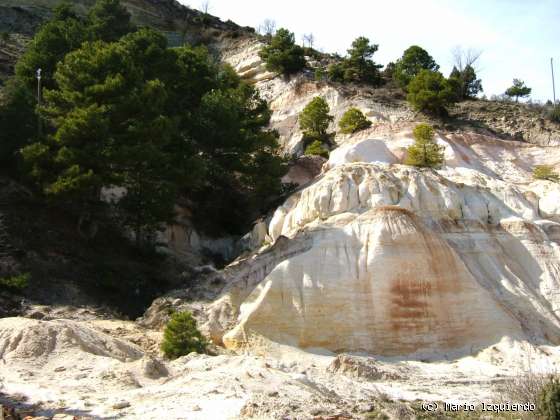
(173, 44, 560, 357)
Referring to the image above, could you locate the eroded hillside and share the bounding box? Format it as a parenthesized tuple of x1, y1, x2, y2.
(2, 7, 560, 420)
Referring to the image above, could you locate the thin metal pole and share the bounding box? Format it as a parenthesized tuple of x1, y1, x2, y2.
(36, 68, 42, 137)
(552, 58, 557, 104)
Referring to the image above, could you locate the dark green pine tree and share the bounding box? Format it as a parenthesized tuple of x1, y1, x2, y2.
(15, 3, 87, 91)
(393, 45, 440, 90)
(88, 0, 136, 42)
(259, 28, 306, 75)
(161, 311, 207, 359)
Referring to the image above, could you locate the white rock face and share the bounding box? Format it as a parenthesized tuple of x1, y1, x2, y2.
(204, 129, 560, 356)
(199, 40, 560, 356)
(224, 206, 525, 355)
(207, 39, 560, 358)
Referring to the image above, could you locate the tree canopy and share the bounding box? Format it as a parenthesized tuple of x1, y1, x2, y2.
(449, 65, 483, 100)
(88, 0, 136, 42)
(406, 70, 456, 115)
(18, 19, 286, 241)
(327, 37, 382, 85)
(259, 28, 306, 75)
(15, 3, 87, 91)
(505, 79, 531, 102)
(393, 46, 440, 90)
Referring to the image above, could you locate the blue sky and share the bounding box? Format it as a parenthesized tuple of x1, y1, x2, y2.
(179, 0, 559, 102)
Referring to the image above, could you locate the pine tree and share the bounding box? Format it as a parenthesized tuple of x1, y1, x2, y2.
(449, 65, 483, 100)
(327, 37, 382, 86)
(299, 97, 333, 140)
(88, 0, 135, 42)
(21, 29, 199, 241)
(15, 3, 86, 91)
(394, 45, 440, 89)
(407, 70, 457, 115)
(259, 28, 305, 75)
(505, 79, 531, 102)
(405, 123, 445, 168)
(161, 311, 207, 359)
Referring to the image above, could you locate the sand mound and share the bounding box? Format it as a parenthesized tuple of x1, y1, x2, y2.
(0, 317, 143, 363)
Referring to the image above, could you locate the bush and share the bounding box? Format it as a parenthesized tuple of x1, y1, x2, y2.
(533, 165, 559, 182)
(258, 28, 305, 75)
(339, 108, 372, 134)
(405, 123, 444, 168)
(538, 377, 560, 420)
(161, 311, 207, 359)
(304, 139, 329, 158)
(548, 105, 560, 124)
(494, 369, 551, 408)
(299, 97, 333, 140)
(406, 70, 456, 115)
(0, 273, 30, 291)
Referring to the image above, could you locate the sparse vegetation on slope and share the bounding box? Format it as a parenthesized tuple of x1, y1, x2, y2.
(0, 272, 29, 291)
(548, 105, 560, 124)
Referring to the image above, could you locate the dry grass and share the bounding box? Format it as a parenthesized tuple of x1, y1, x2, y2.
(495, 370, 552, 406)
(492, 348, 558, 419)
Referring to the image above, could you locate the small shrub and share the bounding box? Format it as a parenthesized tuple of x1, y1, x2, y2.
(304, 140, 329, 158)
(161, 311, 207, 359)
(405, 123, 444, 168)
(548, 105, 560, 124)
(533, 165, 559, 182)
(538, 377, 560, 420)
(339, 108, 372, 134)
(0, 273, 30, 290)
